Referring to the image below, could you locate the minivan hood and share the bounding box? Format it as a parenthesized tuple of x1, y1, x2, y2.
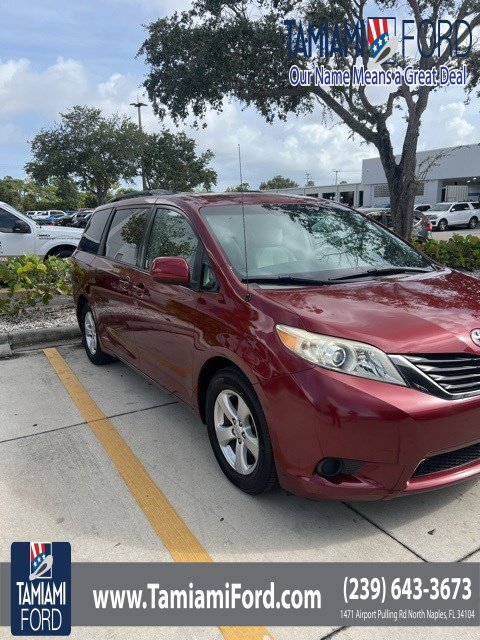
(257, 269, 480, 354)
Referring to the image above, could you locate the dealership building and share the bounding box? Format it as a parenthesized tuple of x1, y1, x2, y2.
(268, 144, 480, 208)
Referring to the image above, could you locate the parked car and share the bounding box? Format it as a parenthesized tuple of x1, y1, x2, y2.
(72, 191, 480, 500)
(44, 212, 67, 224)
(71, 210, 93, 225)
(0, 201, 83, 259)
(415, 204, 432, 212)
(53, 214, 76, 227)
(74, 212, 93, 228)
(364, 208, 432, 242)
(30, 209, 67, 221)
(426, 202, 480, 231)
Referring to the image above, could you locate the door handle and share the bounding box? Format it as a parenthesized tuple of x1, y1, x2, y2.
(133, 282, 148, 298)
(118, 276, 131, 291)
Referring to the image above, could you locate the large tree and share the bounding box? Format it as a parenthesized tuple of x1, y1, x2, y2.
(260, 174, 300, 189)
(26, 106, 143, 205)
(0, 176, 72, 211)
(140, 0, 480, 239)
(226, 181, 250, 191)
(143, 130, 217, 191)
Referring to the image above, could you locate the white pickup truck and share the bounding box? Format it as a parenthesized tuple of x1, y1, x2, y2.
(0, 201, 83, 261)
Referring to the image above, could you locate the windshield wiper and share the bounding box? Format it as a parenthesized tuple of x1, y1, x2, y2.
(331, 267, 433, 281)
(241, 276, 333, 285)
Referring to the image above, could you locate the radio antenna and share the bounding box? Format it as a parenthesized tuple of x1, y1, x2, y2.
(238, 144, 251, 301)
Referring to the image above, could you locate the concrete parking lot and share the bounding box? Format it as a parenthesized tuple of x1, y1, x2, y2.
(432, 227, 480, 240)
(1, 343, 480, 640)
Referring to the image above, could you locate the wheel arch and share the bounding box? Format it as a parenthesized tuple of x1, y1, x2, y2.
(197, 356, 252, 424)
(44, 243, 77, 259)
(76, 294, 89, 326)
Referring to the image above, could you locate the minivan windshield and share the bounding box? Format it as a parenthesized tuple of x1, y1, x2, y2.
(201, 203, 433, 282)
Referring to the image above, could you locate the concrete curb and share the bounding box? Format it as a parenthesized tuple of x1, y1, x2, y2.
(0, 324, 81, 355)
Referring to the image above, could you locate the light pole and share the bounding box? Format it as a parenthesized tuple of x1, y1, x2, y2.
(332, 169, 341, 201)
(130, 97, 148, 191)
(304, 171, 312, 196)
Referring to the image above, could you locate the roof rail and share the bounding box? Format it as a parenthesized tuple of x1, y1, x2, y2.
(108, 189, 173, 203)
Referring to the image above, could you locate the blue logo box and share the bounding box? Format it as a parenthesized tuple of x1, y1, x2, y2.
(11, 542, 71, 636)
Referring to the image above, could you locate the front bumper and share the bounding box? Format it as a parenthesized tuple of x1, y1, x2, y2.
(257, 367, 480, 500)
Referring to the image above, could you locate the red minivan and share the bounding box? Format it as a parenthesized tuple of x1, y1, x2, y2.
(72, 191, 480, 500)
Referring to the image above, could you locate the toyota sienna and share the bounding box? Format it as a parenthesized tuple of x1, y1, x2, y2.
(72, 191, 480, 500)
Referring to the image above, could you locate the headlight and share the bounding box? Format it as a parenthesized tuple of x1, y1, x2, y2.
(276, 325, 406, 386)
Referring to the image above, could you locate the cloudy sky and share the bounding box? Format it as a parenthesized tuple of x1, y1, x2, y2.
(0, 0, 478, 191)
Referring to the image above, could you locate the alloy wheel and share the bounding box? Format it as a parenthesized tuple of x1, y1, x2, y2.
(213, 389, 259, 475)
(84, 311, 98, 355)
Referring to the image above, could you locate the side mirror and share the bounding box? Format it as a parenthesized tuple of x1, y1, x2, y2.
(150, 256, 190, 285)
(12, 220, 31, 234)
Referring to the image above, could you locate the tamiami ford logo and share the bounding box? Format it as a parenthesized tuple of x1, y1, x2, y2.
(11, 542, 71, 636)
(285, 16, 472, 88)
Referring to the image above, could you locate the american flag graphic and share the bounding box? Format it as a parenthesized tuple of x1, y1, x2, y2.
(367, 18, 390, 56)
(30, 542, 52, 578)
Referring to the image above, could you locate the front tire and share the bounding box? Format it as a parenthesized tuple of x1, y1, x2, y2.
(81, 303, 114, 365)
(468, 216, 478, 229)
(437, 218, 448, 232)
(206, 367, 278, 495)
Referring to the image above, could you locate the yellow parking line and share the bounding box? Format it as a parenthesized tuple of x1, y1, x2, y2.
(44, 347, 272, 640)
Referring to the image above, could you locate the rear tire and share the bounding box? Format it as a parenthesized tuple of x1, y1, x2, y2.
(437, 219, 448, 232)
(206, 367, 278, 495)
(81, 303, 115, 365)
(49, 248, 74, 258)
(468, 216, 478, 229)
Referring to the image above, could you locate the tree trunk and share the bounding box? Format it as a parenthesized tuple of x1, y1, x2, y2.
(95, 185, 109, 205)
(385, 168, 417, 241)
(376, 124, 419, 242)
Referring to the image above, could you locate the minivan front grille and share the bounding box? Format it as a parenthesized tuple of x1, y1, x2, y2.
(413, 442, 480, 477)
(406, 354, 480, 393)
(397, 353, 480, 399)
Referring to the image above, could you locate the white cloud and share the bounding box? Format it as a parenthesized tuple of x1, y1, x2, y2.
(437, 101, 476, 143)
(105, 0, 192, 13)
(0, 57, 89, 117)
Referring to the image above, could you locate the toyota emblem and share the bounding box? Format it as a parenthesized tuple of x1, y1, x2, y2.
(471, 329, 480, 347)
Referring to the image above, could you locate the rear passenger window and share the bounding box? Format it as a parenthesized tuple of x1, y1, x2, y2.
(104, 207, 150, 266)
(145, 208, 198, 270)
(78, 208, 112, 254)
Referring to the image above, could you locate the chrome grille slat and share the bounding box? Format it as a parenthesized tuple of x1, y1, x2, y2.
(422, 365, 480, 374)
(408, 356, 477, 364)
(443, 381, 480, 391)
(430, 373, 480, 382)
(402, 353, 480, 398)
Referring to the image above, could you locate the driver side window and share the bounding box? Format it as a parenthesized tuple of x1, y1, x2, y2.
(145, 208, 199, 270)
(0, 208, 20, 233)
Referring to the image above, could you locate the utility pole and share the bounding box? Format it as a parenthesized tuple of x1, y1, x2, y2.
(304, 171, 312, 196)
(332, 169, 341, 201)
(130, 97, 148, 191)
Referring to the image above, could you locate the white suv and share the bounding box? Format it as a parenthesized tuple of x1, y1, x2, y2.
(0, 201, 83, 260)
(427, 202, 480, 231)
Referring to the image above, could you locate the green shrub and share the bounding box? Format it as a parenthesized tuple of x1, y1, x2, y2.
(0, 254, 72, 317)
(414, 235, 480, 271)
